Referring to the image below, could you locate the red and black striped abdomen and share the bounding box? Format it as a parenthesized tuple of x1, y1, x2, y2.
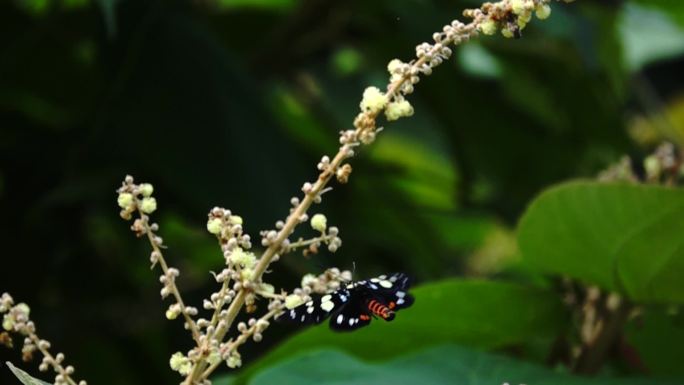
(366, 299, 395, 321)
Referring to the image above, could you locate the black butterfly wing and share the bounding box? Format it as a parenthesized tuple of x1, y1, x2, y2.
(357, 273, 411, 293)
(356, 273, 413, 309)
(328, 292, 372, 331)
(386, 287, 414, 310)
(277, 288, 351, 325)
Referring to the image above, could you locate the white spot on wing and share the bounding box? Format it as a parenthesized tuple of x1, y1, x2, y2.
(339, 295, 347, 302)
(369, 283, 378, 289)
(337, 314, 344, 324)
(397, 298, 404, 305)
(321, 300, 335, 312)
(321, 295, 332, 302)
(290, 310, 296, 318)
(379, 280, 392, 288)
(348, 318, 356, 326)
(300, 315, 306, 322)
(370, 278, 380, 283)
(306, 306, 314, 314)
(396, 291, 405, 298)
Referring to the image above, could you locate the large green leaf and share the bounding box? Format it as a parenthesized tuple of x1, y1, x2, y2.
(626, 308, 684, 377)
(518, 181, 684, 303)
(226, 279, 566, 384)
(632, 0, 684, 28)
(620, 3, 684, 72)
(5, 362, 52, 385)
(248, 345, 678, 385)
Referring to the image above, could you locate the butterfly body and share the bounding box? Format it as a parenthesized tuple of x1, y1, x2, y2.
(278, 273, 414, 331)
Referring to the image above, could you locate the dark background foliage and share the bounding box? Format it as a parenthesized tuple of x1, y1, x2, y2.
(2, 0, 684, 384)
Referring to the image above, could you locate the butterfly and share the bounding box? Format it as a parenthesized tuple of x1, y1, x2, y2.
(277, 273, 414, 331)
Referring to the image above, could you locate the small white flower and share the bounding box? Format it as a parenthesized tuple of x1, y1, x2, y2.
(259, 283, 275, 294)
(310, 213, 327, 232)
(360, 87, 387, 113)
(169, 352, 192, 375)
(2, 315, 14, 331)
(229, 248, 257, 268)
(240, 268, 254, 282)
(387, 59, 405, 74)
(535, 3, 551, 20)
(165, 304, 181, 320)
(15, 303, 30, 317)
(301, 274, 317, 287)
(206, 218, 223, 235)
(139, 183, 154, 197)
(385, 100, 414, 121)
(230, 215, 243, 225)
(511, 0, 530, 15)
(208, 350, 222, 366)
(285, 294, 305, 309)
(479, 19, 498, 35)
(140, 197, 157, 214)
(117, 193, 134, 209)
(644, 156, 661, 179)
(226, 353, 242, 369)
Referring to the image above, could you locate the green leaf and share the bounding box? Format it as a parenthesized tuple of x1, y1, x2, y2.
(518, 181, 684, 303)
(5, 362, 52, 385)
(619, 3, 684, 72)
(625, 307, 684, 377)
(457, 43, 502, 79)
(228, 279, 566, 384)
(368, 133, 459, 211)
(248, 345, 677, 385)
(632, 0, 684, 28)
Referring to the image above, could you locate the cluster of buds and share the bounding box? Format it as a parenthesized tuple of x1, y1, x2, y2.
(207, 207, 270, 314)
(1, 293, 86, 385)
(206, 207, 251, 250)
(643, 142, 682, 183)
(161, 268, 198, 323)
(281, 267, 351, 322)
(598, 142, 683, 185)
(278, 214, 343, 256)
(310, 214, 342, 253)
(597, 156, 638, 183)
(117, 175, 157, 220)
(467, 0, 553, 39)
(169, 351, 194, 375)
(301, 268, 353, 295)
(2, 298, 33, 337)
(318, 155, 354, 185)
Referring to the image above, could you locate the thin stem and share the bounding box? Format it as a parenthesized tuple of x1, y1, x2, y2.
(139, 210, 201, 344)
(208, 280, 230, 328)
(200, 307, 281, 380)
(286, 234, 335, 252)
(28, 334, 78, 385)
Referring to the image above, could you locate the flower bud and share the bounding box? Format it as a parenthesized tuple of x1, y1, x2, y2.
(139, 183, 154, 197)
(140, 197, 157, 214)
(310, 214, 327, 232)
(117, 193, 134, 209)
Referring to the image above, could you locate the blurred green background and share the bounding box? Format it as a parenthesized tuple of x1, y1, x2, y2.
(2, 0, 684, 384)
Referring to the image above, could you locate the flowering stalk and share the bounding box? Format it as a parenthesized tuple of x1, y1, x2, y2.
(1, 293, 87, 385)
(117, 178, 202, 344)
(111, 1, 575, 384)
